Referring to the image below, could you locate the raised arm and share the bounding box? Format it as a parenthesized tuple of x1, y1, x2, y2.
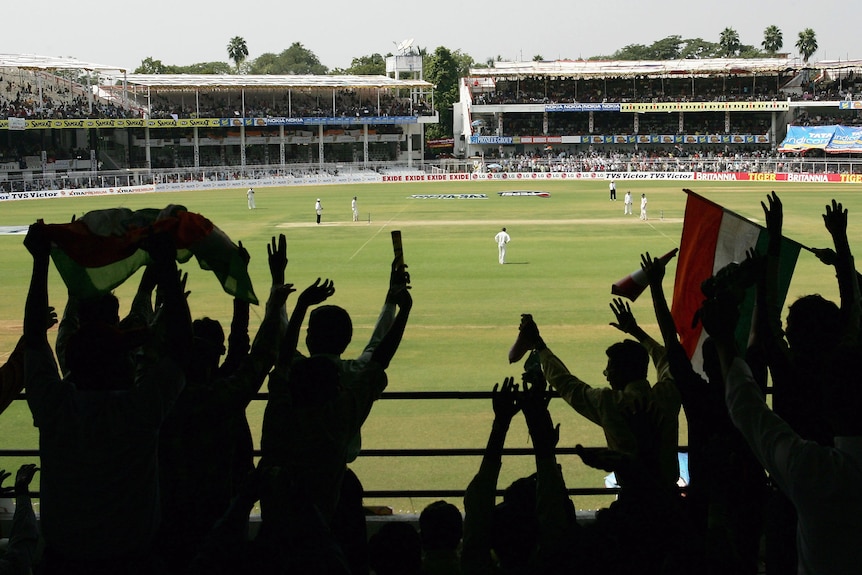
(220, 241, 253, 377)
(275, 278, 335, 373)
(357, 259, 409, 362)
(823, 199, 861, 342)
(369, 258, 412, 370)
(609, 295, 670, 383)
(518, 376, 573, 570)
(23, 222, 51, 349)
(141, 231, 192, 365)
(461, 377, 520, 575)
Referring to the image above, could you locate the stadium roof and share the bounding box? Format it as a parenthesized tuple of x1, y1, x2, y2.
(469, 58, 801, 78)
(122, 74, 433, 91)
(0, 53, 127, 73)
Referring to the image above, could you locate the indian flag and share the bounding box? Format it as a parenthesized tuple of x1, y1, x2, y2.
(671, 190, 801, 369)
(43, 205, 259, 304)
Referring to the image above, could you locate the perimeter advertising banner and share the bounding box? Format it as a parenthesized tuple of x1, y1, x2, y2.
(777, 125, 862, 153)
(623, 101, 789, 113)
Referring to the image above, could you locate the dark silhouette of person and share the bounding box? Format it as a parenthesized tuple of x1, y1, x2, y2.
(23, 223, 191, 575)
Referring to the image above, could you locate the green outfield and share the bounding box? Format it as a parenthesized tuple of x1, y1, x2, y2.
(1, 178, 860, 512)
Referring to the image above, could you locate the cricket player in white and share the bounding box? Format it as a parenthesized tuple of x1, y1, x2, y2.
(495, 227, 511, 264)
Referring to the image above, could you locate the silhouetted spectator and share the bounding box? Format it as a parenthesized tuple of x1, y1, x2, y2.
(23, 223, 191, 575)
(368, 522, 422, 575)
(419, 500, 463, 575)
(639, 253, 767, 574)
(702, 262, 862, 575)
(515, 313, 681, 491)
(755, 195, 860, 574)
(157, 235, 293, 572)
(259, 257, 412, 567)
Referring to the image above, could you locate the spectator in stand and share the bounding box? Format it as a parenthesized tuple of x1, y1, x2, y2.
(702, 248, 862, 575)
(259, 256, 412, 571)
(751, 195, 861, 574)
(156, 235, 294, 573)
(638, 254, 768, 573)
(419, 500, 463, 575)
(368, 522, 422, 575)
(23, 224, 191, 575)
(513, 312, 681, 493)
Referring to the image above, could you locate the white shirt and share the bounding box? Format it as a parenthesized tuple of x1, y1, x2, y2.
(495, 231, 510, 246)
(726, 358, 862, 575)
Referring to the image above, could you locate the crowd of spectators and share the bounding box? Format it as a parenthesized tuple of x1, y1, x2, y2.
(471, 73, 862, 105)
(143, 89, 432, 120)
(1, 71, 139, 120)
(3, 191, 861, 573)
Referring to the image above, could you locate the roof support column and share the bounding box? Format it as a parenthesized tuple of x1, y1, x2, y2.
(318, 124, 324, 166)
(193, 126, 200, 168)
(363, 124, 369, 166)
(279, 125, 286, 168)
(240, 89, 247, 173)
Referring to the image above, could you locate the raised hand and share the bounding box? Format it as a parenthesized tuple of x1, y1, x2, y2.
(269, 283, 296, 310)
(47, 305, 58, 329)
(24, 220, 51, 259)
(297, 278, 335, 307)
(14, 463, 39, 493)
(640, 251, 665, 285)
(823, 199, 848, 240)
(609, 297, 638, 335)
(761, 191, 783, 238)
(519, 378, 558, 457)
(386, 257, 411, 304)
(267, 234, 287, 285)
(388, 282, 413, 311)
(237, 241, 251, 266)
(574, 444, 627, 473)
(811, 247, 838, 266)
(517, 313, 542, 349)
(491, 376, 520, 423)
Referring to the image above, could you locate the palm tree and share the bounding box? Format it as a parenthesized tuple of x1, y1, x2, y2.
(719, 27, 741, 57)
(762, 25, 783, 55)
(227, 36, 249, 73)
(796, 28, 818, 63)
(532, 54, 544, 61)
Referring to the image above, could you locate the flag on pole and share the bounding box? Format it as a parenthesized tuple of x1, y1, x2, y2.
(43, 205, 259, 304)
(671, 190, 801, 369)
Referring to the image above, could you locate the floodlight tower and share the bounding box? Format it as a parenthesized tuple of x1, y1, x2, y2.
(385, 39, 428, 163)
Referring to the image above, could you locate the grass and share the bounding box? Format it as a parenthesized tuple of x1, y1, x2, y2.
(1, 178, 861, 513)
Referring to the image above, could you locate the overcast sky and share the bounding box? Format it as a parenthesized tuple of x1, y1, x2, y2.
(4, 0, 858, 72)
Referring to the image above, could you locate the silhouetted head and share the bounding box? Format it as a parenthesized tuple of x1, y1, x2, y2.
(66, 321, 149, 391)
(604, 340, 649, 390)
(419, 500, 463, 551)
(78, 293, 120, 327)
(368, 522, 422, 575)
(786, 294, 841, 357)
(192, 317, 226, 362)
(492, 474, 538, 571)
(306, 305, 352, 355)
